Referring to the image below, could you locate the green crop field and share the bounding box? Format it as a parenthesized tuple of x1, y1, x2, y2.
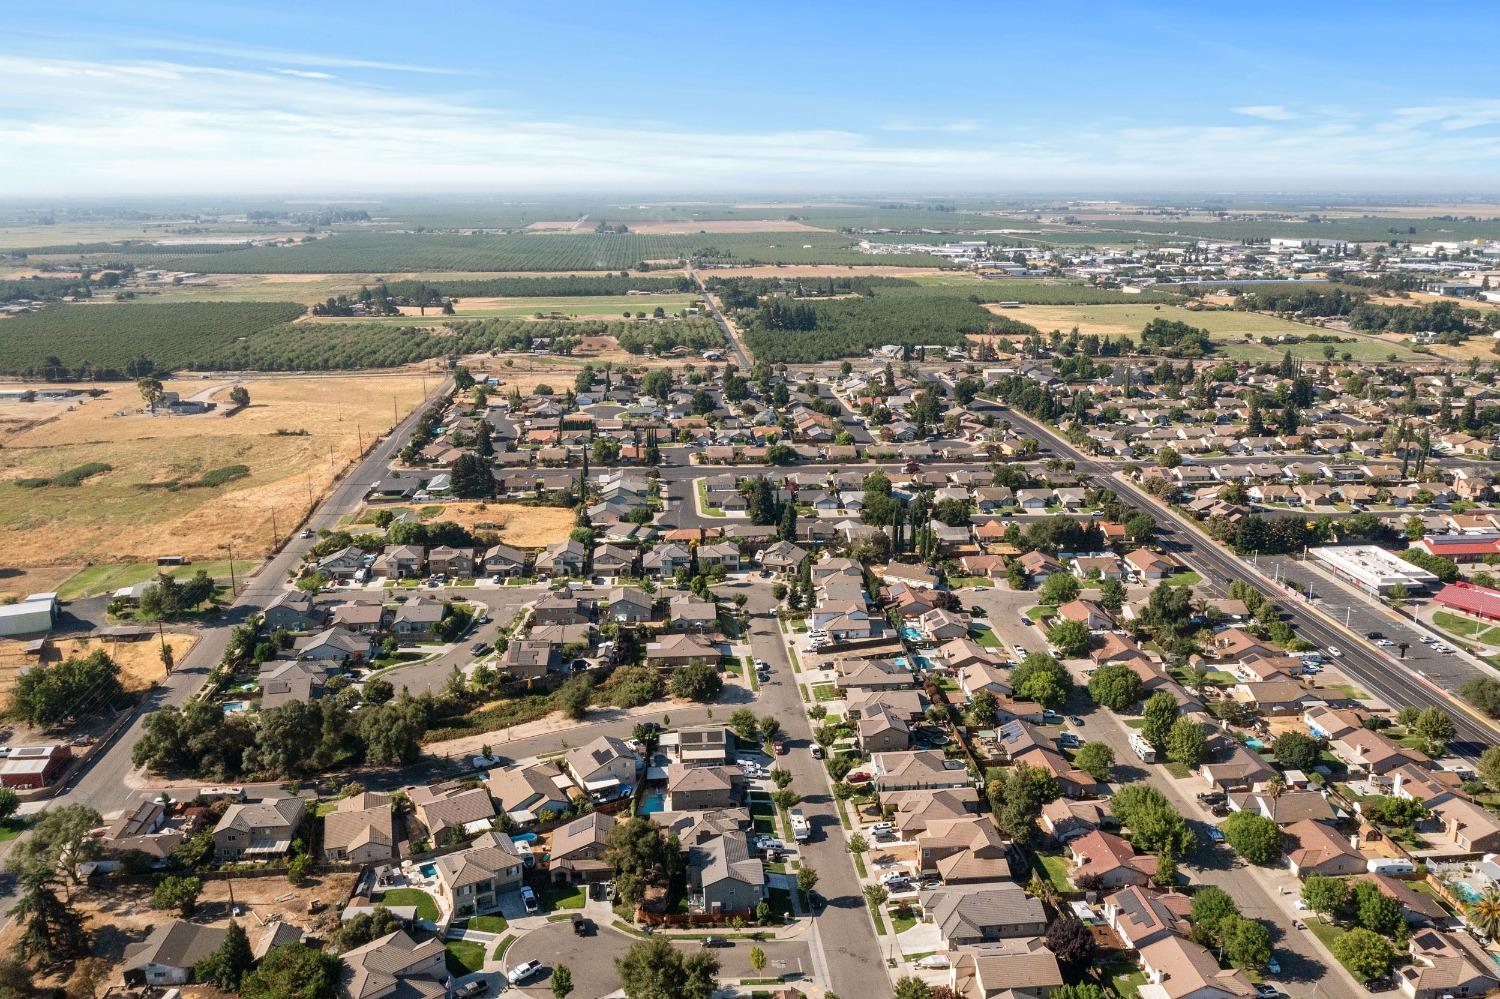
(0, 301, 306, 375)
(308, 293, 701, 322)
(24, 230, 946, 272)
(908, 275, 1182, 304)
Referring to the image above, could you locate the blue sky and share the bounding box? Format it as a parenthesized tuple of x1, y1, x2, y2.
(3, 1, 1499, 196)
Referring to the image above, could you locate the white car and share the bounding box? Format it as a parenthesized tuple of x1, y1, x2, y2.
(753, 659, 769, 671)
(870, 822, 895, 836)
(1373, 638, 1395, 648)
(1419, 635, 1437, 645)
(1325, 646, 1343, 658)
(508, 960, 542, 984)
(1013, 644, 1028, 657)
(520, 886, 538, 913)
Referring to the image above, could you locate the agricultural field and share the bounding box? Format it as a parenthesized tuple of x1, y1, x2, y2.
(359, 294, 700, 321)
(0, 373, 430, 567)
(909, 274, 1182, 304)
(970, 302, 1427, 362)
(23, 230, 945, 272)
(0, 301, 305, 375)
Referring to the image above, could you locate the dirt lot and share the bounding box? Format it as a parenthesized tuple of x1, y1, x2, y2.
(0, 869, 359, 991)
(409, 502, 574, 548)
(0, 631, 195, 698)
(0, 373, 430, 566)
(0, 564, 81, 605)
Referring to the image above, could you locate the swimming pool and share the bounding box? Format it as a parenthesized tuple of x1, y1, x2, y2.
(1244, 737, 1267, 751)
(893, 656, 911, 669)
(419, 863, 437, 878)
(511, 831, 538, 843)
(1454, 882, 1483, 904)
(640, 792, 665, 815)
(221, 700, 250, 715)
(900, 625, 922, 642)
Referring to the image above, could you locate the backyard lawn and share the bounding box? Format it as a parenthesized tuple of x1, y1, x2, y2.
(444, 940, 485, 977)
(1034, 854, 1073, 893)
(379, 888, 439, 922)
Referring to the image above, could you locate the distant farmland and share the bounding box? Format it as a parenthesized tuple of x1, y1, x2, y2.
(0, 301, 305, 375)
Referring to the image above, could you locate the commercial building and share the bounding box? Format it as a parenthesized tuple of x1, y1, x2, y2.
(1309, 546, 1440, 596)
(1432, 582, 1500, 623)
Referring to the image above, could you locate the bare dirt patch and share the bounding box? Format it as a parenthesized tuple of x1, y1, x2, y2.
(0, 373, 430, 566)
(26, 633, 198, 694)
(0, 564, 81, 604)
(417, 502, 574, 548)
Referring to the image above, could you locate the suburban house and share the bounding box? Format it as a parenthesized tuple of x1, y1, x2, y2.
(1399, 929, 1500, 999)
(566, 735, 638, 798)
(688, 830, 767, 915)
(488, 762, 573, 826)
(1284, 819, 1363, 877)
(338, 930, 447, 999)
(646, 633, 721, 668)
(1137, 935, 1255, 999)
(1104, 885, 1193, 950)
(548, 812, 618, 884)
(433, 831, 525, 918)
(409, 783, 497, 848)
(1070, 829, 1157, 889)
(321, 791, 397, 864)
(213, 795, 307, 861)
(122, 920, 228, 987)
(920, 884, 1048, 949)
(391, 597, 445, 635)
(262, 590, 319, 632)
(871, 750, 975, 793)
(665, 764, 742, 811)
(946, 937, 1064, 999)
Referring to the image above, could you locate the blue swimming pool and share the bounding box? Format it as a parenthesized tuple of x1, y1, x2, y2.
(511, 831, 538, 843)
(419, 863, 437, 878)
(221, 700, 250, 715)
(1455, 882, 1483, 904)
(893, 656, 911, 669)
(640, 792, 665, 815)
(900, 625, 922, 642)
(1244, 737, 1267, 751)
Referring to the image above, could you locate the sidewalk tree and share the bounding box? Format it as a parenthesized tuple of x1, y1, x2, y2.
(1189, 886, 1239, 942)
(1166, 717, 1207, 768)
(1140, 691, 1179, 752)
(1048, 619, 1093, 658)
(1074, 742, 1114, 782)
(1039, 573, 1080, 605)
(1112, 785, 1192, 858)
(1087, 663, 1141, 711)
(863, 883, 888, 908)
(797, 867, 819, 893)
(749, 946, 766, 971)
(1222, 811, 1282, 865)
(893, 979, 932, 999)
(1301, 875, 1350, 920)
(1413, 707, 1455, 753)
(1331, 928, 1395, 982)
(1221, 915, 1271, 971)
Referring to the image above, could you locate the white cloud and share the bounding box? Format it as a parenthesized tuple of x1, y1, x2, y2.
(0, 53, 1496, 195)
(1233, 105, 1297, 121)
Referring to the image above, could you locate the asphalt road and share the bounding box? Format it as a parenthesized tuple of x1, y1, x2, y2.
(739, 581, 894, 999)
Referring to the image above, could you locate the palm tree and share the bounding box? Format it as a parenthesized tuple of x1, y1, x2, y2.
(1266, 775, 1287, 803)
(1469, 888, 1500, 940)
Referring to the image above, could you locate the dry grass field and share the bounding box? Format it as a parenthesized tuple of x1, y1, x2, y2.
(0, 373, 430, 566)
(413, 501, 574, 547)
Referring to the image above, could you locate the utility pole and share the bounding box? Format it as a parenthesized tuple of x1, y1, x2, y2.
(271, 509, 279, 548)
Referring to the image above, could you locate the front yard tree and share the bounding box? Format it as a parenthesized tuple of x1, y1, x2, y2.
(1273, 731, 1322, 771)
(1087, 664, 1143, 711)
(137, 375, 165, 414)
(1301, 874, 1350, 920)
(1221, 915, 1271, 971)
(1352, 879, 1404, 936)
(1047, 619, 1093, 658)
(1039, 573, 1080, 606)
(1189, 886, 1239, 942)
(668, 662, 722, 702)
(449, 452, 494, 499)
(1331, 928, 1395, 982)
(1166, 717, 1207, 768)
(1074, 742, 1115, 782)
(616, 937, 719, 999)
(1098, 577, 1126, 612)
(1222, 811, 1282, 865)
(1140, 691, 1179, 752)
(1414, 707, 1456, 753)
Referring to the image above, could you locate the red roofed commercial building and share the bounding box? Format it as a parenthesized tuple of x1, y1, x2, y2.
(1419, 534, 1500, 563)
(1433, 581, 1500, 623)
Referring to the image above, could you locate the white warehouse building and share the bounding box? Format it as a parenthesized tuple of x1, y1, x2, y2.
(1309, 546, 1440, 597)
(0, 592, 58, 638)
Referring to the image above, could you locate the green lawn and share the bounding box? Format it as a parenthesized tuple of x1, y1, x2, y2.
(540, 883, 586, 911)
(1162, 571, 1203, 588)
(464, 915, 509, 934)
(869, 898, 888, 935)
(1306, 917, 1347, 952)
(695, 479, 726, 517)
(491, 934, 516, 962)
(1433, 611, 1500, 644)
(811, 683, 840, 702)
(0, 819, 27, 843)
(1034, 854, 1073, 893)
(444, 940, 485, 977)
(890, 907, 919, 934)
(58, 559, 244, 599)
(947, 576, 995, 589)
(1024, 605, 1056, 621)
(379, 888, 438, 922)
(1103, 963, 1148, 999)
(969, 626, 1002, 649)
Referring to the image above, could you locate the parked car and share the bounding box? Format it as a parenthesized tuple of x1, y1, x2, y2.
(700, 937, 730, 948)
(879, 871, 909, 887)
(970, 606, 987, 616)
(1206, 827, 1225, 843)
(457, 981, 488, 997)
(1013, 644, 1028, 657)
(1255, 986, 1281, 999)
(1068, 716, 1085, 727)
(753, 659, 769, 671)
(1266, 957, 1281, 976)
(508, 960, 542, 984)
(572, 914, 592, 936)
(1020, 616, 1033, 626)
(870, 822, 895, 836)
(1373, 638, 1395, 648)
(299, 529, 315, 539)
(520, 886, 538, 914)
(470, 642, 489, 654)
(810, 745, 824, 760)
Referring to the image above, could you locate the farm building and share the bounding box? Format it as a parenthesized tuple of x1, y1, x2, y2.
(0, 593, 58, 638)
(0, 744, 72, 789)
